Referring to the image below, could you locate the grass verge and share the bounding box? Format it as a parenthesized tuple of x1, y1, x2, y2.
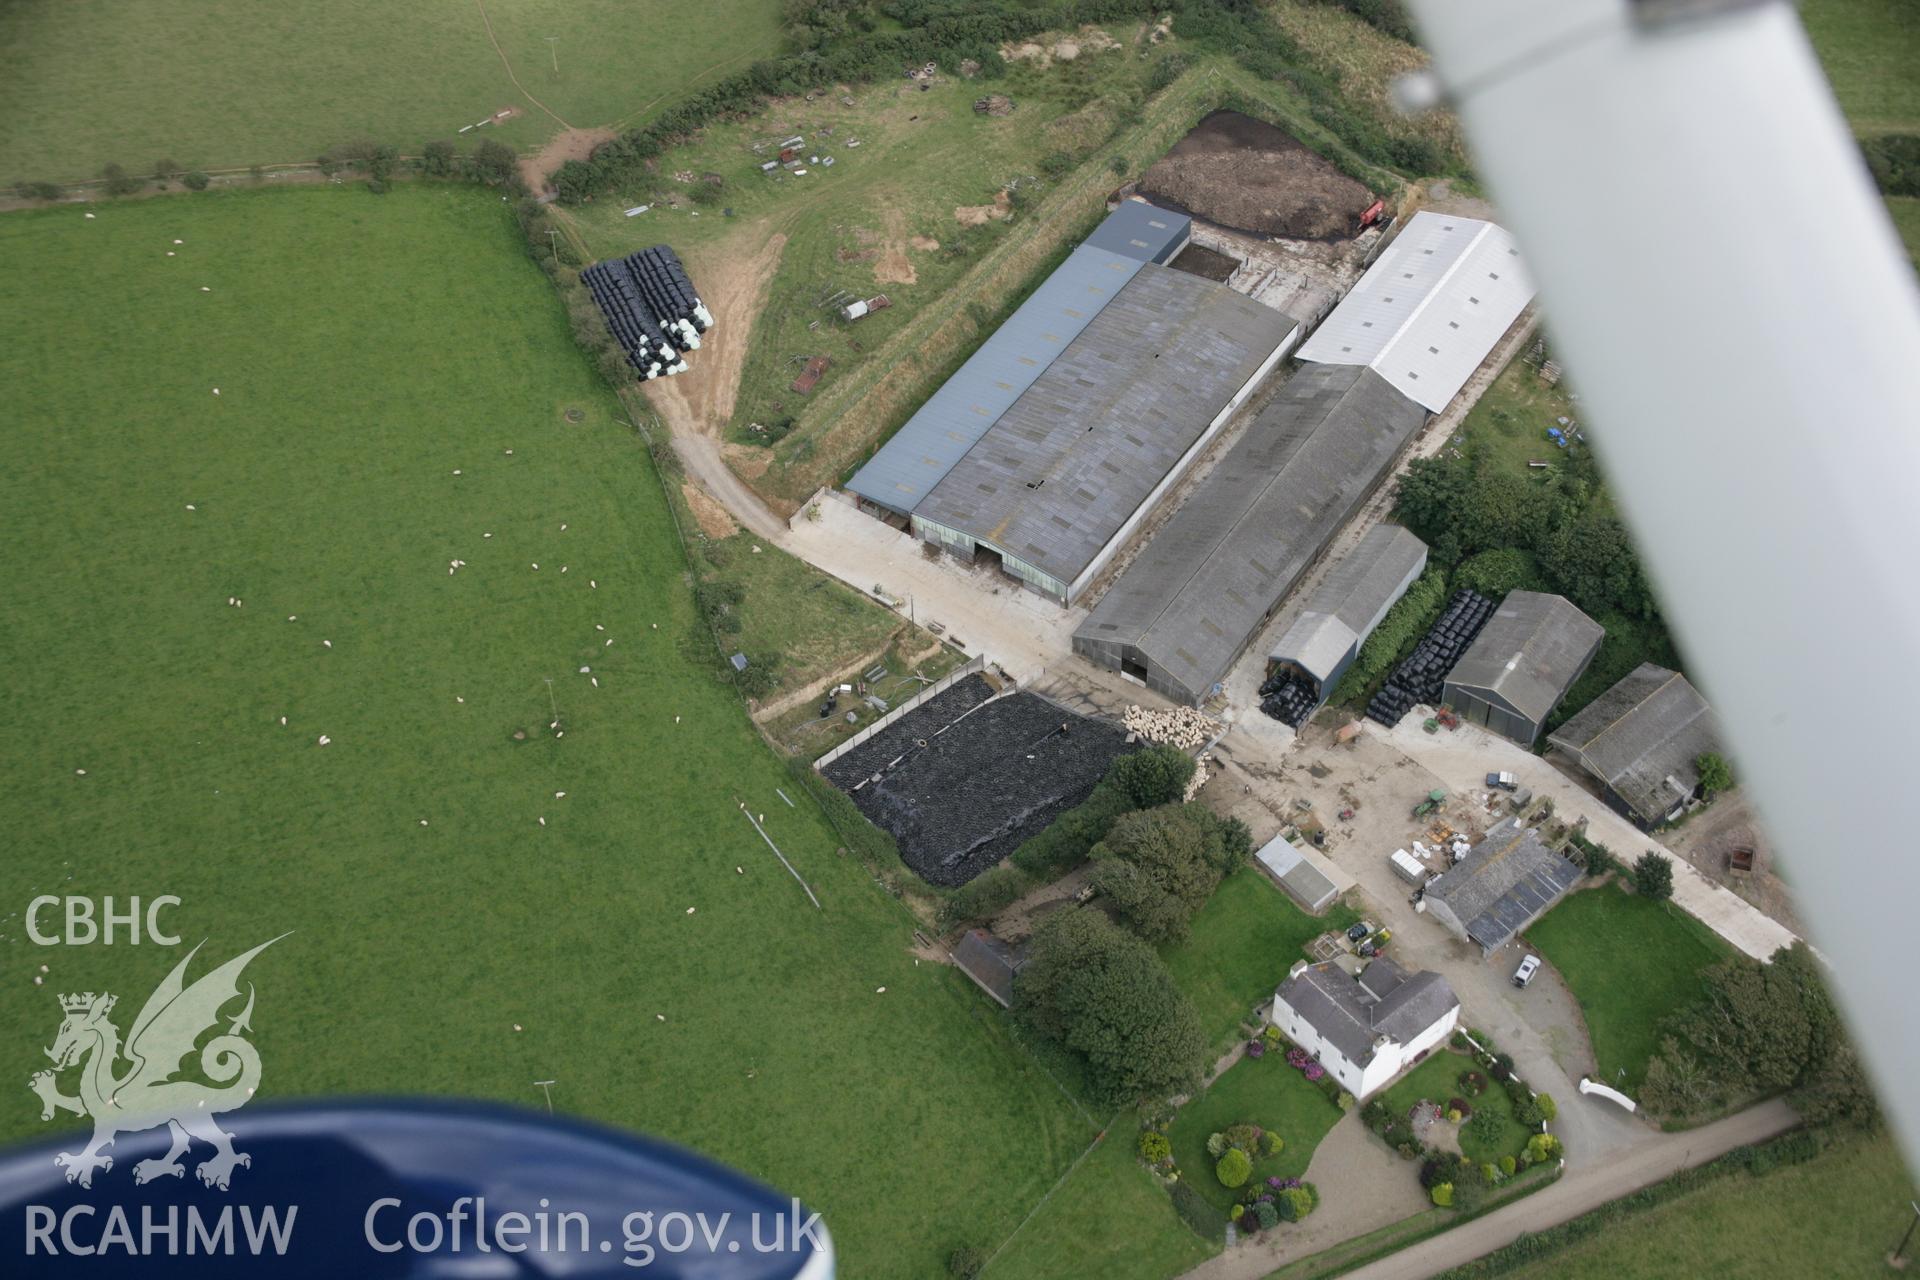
(1525, 881, 1732, 1090)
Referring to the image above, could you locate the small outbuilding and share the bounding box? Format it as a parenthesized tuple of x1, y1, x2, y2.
(1254, 834, 1340, 912)
(1441, 591, 1604, 746)
(1270, 957, 1460, 1100)
(952, 929, 1027, 1008)
(1266, 524, 1428, 706)
(1422, 817, 1581, 955)
(1546, 663, 1724, 830)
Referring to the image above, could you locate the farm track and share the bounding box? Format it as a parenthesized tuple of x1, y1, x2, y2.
(473, 0, 574, 130)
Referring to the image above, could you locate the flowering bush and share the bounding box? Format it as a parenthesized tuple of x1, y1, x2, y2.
(1303, 1063, 1326, 1082)
(1286, 1047, 1311, 1069)
(1247, 1039, 1266, 1059)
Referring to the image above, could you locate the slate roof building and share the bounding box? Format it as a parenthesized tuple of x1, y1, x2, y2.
(1296, 211, 1535, 412)
(846, 200, 1198, 521)
(912, 268, 1298, 603)
(1072, 366, 1426, 702)
(1442, 591, 1605, 746)
(1271, 957, 1461, 1099)
(1546, 663, 1724, 830)
(1422, 817, 1581, 954)
(1265, 524, 1429, 705)
(952, 929, 1027, 1008)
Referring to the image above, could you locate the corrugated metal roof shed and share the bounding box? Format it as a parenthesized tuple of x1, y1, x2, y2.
(1255, 834, 1339, 911)
(1083, 198, 1191, 264)
(1297, 211, 1534, 412)
(1444, 590, 1605, 726)
(1072, 366, 1426, 704)
(915, 265, 1296, 593)
(1547, 663, 1723, 827)
(1269, 524, 1429, 688)
(844, 244, 1146, 514)
(1425, 817, 1581, 953)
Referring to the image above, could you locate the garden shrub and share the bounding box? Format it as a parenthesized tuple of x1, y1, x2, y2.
(1420, 1157, 1453, 1189)
(183, 171, 211, 191)
(1216, 1147, 1252, 1188)
(1527, 1133, 1562, 1164)
(1430, 1183, 1453, 1207)
(1169, 1179, 1227, 1244)
(1464, 1110, 1501, 1150)
(1482, 1162, 1500, 1184)
(1276, 1187, 1314, 1221)
(1224, 1124, 1263, 1154)
(1261, 1132, 1283, 1156)
(1255, 1199, 1280, 1230)
(1499, 1154, 1517, 1177)
(1139, 1131, 1171, 1163)
(1336, 1091, 1355, 1112)
(1491, 1053, 1515, 1082)
(1247, 1038, 1265, 1059)
(1206, 1132, 1228, 1158)
(1363, 1099, 1390, 1132)
(1513, 1096, 1544, 1127)
(1446, 1108, 1462, 1124)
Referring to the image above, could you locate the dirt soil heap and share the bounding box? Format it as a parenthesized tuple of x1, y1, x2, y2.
(1138, 110, 1373, 241)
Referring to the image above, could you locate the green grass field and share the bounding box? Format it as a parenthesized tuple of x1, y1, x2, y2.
(1168, 1053, 1345, 1212)
(1503, 1132, 1915, 1279)
(984, 1129, 1215, 1280)
(1377, 1051, 1531, 1166)
(0, 0, 786, 182)
(0, 185, 1087, 1276)
(1525, 882, 1732, 1090)
(1163, 870, 1360, 1051)
(562, 40, 1166, 461)
(1801, 0, 1920, 136)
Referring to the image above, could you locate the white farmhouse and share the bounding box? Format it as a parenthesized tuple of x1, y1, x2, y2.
(1270, 957, 1461, 1100)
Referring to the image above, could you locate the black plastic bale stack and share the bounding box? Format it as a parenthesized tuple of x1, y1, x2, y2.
(1365, 589, 1496, 728)
(582, 259, 678, 379)
(1258, 670, 1320, 728)
(581, 245, 712, 381)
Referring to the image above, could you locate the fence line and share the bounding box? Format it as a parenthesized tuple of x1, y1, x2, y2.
(813, 654, 985, 771)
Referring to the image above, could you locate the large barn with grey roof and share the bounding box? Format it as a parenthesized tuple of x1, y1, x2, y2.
(1547, 663, 1724, 830)
(845, 201, 1301, 604)
(1442, 591, 1605, 746)
(1072, 365, 1428, 704)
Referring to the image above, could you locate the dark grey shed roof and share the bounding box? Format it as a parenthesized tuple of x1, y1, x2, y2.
(845, 243, 1146, 513)
(952, 929, 1025, 1008)
(1269, 524, 1429, 684)
(1547, 664, 1723, 825)
(1074, 366, 1426, 702)
(916, 265, 1297, 588)
(1425, 818, 1580, 951)
(1083, 199, 1191, 264)
(1445, 591, 1605, 725)
(1277, 960, 1459, 1066)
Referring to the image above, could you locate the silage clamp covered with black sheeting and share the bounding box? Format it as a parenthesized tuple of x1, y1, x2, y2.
(581, 244, 713, 381)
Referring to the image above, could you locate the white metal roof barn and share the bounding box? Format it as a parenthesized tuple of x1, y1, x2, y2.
(1297, 211, 1534, 412)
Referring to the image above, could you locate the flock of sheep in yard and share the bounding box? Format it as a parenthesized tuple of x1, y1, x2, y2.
(1120, 704, 1217, 801)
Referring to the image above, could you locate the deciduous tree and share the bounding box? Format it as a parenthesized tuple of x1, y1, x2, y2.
(1013, 909, 1206, 1106)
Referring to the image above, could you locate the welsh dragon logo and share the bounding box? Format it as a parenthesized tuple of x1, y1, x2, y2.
(28, 936, 283, 1190)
